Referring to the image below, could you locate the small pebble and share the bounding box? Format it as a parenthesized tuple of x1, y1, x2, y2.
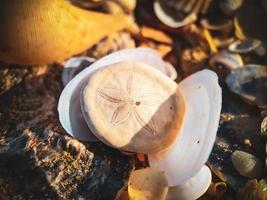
(261, 117, 267, 136)
(231, 150, 263, 178)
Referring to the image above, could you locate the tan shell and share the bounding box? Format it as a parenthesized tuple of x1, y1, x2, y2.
(81, 61, 185, 153)
(0, 0, 127, 65)
(128, 168, 169, 200)
(231, 150, 263, 178)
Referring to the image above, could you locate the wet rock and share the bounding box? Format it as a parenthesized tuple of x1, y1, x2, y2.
(225, 65, 267, 109)
(208, 85, 264, 191)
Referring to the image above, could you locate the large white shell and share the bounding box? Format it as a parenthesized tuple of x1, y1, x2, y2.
(148, 69, 222, 186)
(167, 165, 212, 200)
(58, 48, 176, 141)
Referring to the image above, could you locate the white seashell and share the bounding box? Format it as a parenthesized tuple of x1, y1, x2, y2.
(62, 57, 95, 86)
(167, 165, 212, 200)
(231, 150, 263, 178)
(148, 69, 222, 186)
(58, 48, 177, 141)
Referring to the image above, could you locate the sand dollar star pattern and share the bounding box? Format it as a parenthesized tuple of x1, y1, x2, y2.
(97, 74, 163, 135)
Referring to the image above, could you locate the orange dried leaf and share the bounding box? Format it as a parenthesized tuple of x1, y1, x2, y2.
(141, 26, 173, 45)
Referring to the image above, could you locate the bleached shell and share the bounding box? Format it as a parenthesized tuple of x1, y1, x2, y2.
(58, 48, 176, 141)
(167, 165, 212, 200)
(81, 61, 185, 153)
(231, 150, 263, 178)
(148, 69, 222, 186)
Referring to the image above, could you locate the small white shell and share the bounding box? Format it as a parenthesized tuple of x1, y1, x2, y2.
(231, 150, 263, 178)
(58, 48, 176, 141)
(148, 69, 222, 186)
(153, 0, 197, 28)
(167, 165, 212, 200)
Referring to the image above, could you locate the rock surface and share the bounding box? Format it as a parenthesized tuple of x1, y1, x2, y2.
(0, 64, 133, 200)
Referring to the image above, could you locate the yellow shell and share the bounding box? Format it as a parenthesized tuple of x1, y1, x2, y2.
(128, 168, 168, 200)
(0, 0, 127, 65)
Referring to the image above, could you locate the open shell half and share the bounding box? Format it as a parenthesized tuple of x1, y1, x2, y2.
(148, 69, 221, 186)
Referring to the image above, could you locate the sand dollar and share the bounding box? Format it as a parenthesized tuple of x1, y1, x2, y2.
(81, 61, 185, 153)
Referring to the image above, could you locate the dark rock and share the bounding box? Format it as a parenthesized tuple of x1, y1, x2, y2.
(0, 64, 133, 200)
(208, 81, 264, 191)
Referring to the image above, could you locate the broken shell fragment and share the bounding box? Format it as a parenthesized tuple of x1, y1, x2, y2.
(228, 39, 263, 54)
(209, 50, 243, 70)
(231, 150, 263, 178)
(167, 165, 212, 200)
(81, 61, 185, 153)
(128, 168, 169, 200)
(219, 0, 245, 15)
(225, 65, 267, 109)
(153, 0, 197, 28)
(58, 48, 177, 142)
(148, 69, 222, 186)
(200, 18, 233, 32)
(0, 0, 127, 65)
